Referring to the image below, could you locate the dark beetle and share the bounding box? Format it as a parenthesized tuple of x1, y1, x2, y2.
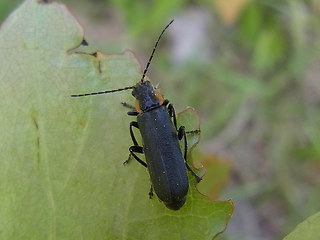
(71, 20, 201, 210)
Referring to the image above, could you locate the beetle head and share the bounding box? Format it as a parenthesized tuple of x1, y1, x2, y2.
(132, 81, 161, 112)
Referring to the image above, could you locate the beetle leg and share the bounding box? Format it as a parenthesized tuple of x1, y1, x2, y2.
(124, 146, 147, 168)
(129, 121, 140, 146)
(167, 102, 201, 134)
(162, 99, 169, 107)
(121, 102, 135, 110)
(167, 104, 178, 131)
(185, 163, 202, 183)
(186, 129, 201, 134)
(127, 111, 139, 116)
(121, 102, 139, 116)
(167, 103, 201, 135)
(178, 126, 202, 183)
(149, 185, 154, 199)
(123, 121, 147, 167)
(178, 126, 187, 156)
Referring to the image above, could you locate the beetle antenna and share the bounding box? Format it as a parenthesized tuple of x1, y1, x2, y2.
(140, 19, 174, 83)
(71, 86, 135, 97)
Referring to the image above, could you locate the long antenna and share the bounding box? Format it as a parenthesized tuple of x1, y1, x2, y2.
(71, 20, 173, 97)
(140, 19, 174, 83)
(71, 86, 134, 97)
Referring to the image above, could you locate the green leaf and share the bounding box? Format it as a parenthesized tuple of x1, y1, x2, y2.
(283, 212, 320, 240)
(196, 154, 231, 200)
(0, 0, 233, 239)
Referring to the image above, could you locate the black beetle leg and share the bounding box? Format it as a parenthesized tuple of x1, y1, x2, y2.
(185, 162, 202, 183)
(129, 121, 139, 146)
(124, 146, 147, 168)
(162, 99, 169, 107)
(127, 111, 139, 116)
(178, 126, 187, 159)
(186, 129, 201, 134)
(121, 102, 139, 116)
(121, 102, 135, 110)
(167, 103, 178, 131)
(124, 121, 147, 167)
(149, 185, 154, 199)
(178, 126, 202, 183)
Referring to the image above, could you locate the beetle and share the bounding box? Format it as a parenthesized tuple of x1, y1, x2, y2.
(71, 20, 201, 210)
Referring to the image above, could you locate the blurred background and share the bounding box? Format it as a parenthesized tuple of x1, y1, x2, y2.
(1, 0, 320, 239)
